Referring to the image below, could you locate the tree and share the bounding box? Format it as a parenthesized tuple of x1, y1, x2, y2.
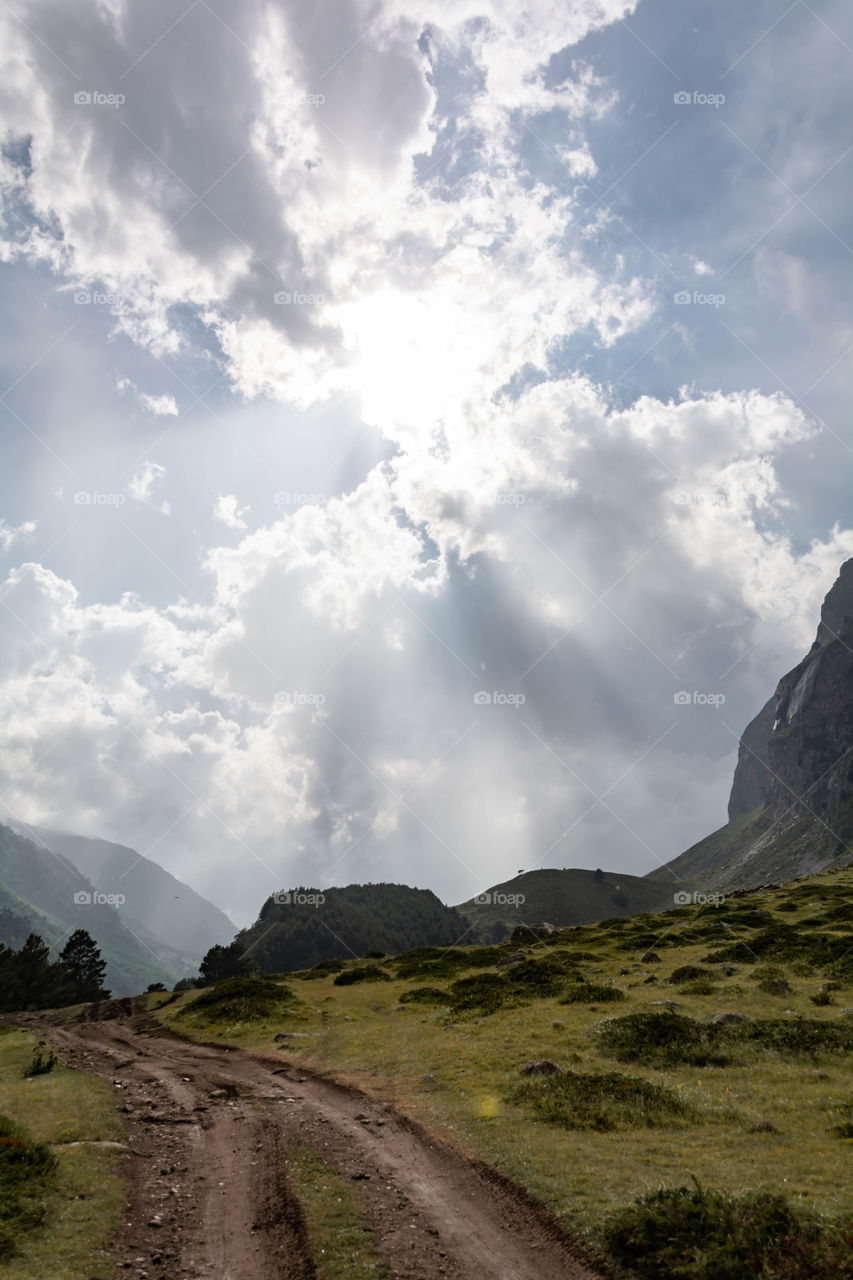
(14, 934, 58, 1009)
(199, 940, 252, 985)
(59, 930, 110, 1003)
(594, 868, 605, 883)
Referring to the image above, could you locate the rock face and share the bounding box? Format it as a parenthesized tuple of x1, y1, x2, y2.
(657, 559, 853, 890)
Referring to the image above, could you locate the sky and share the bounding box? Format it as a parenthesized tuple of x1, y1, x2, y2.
(1, 0, 852, 925)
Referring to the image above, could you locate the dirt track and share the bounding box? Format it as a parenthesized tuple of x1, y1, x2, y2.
(36, 999, 606, 1280)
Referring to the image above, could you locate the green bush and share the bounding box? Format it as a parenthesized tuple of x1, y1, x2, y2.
(603, 1181, 853, 1279)
(669, 965, 713, 984)
(595, 1012, 729, 1068)
(560, 981, 626, 1004)
(0, 1114, 57, 1261)
(333, 965, 392, 987)
(509, 1069, 690, 1132)
(398, 986, 448, 1005)
(22, 1044, 57, 1078)
(179, 976, 303, 1022)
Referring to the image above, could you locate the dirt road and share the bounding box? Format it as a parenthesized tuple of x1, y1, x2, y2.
(37, 999, 606, 1280)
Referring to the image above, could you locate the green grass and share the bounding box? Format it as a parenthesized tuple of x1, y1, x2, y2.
(177, 976, 308, 1035)
(285, 1146, 393, 1280)
(0, 1024, 124, 1278)
(153, 866, 853, 1268)
(0, 1113, 57, 1261)
(507, 1069, 693, 1132)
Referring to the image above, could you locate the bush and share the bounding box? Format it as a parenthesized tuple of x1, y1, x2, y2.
(595, 1012, 729, 1068)
(445, 972, 511, 1014)
(0, 1114, 57, 1261)
(509, 1069, 691, 1132)
(560, 981, 626, 1004)
(22, 1044, 57, 1078)
(179, 976, 302, 1023)
(669, 965, 713, 984)
(603, 1181, 853, 1279)
(728, 1017, 853, 1059)
(398, 986, 448, 1005)
(333, 965, 392, 987)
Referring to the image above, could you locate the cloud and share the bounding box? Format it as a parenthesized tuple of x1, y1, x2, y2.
(127, 462, 170, 515)
(0, 519, 36, 553)
(139, 393, 178, 417)
(213, 495, 250, 530)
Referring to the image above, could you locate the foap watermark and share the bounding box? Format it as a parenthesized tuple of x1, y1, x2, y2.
(297, 92, 326, 108)
(273, 890, 325, 907)
(674, 890, 726, 907)
(274, 491, 325, 508)
(473, 691, 526, 707)
(273, 290, 325, 305)
(73, 491, 126, 506)
(674, 690, 726, 707)
(274, 690, 326, 709)
(73, 90, 125, 108)
(473, 891, 526, 906)
(494, 493, 527, 507)
(674, 290, 726, 308)
(73, 890, 126, 907)
(672, 490, 730, 508)
(73, 290, 124, 306)
(673, 90, 725, 109)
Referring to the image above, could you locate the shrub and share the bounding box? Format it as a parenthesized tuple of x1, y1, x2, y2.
(22, 1044, 57, 1078)
(669, 965, 713, 984)
(603, 1181, 853, 1280)
(595, 1012, 729, 1068)
(728, 1017, 853, 1059)
(0, 1114, 57, 1261)
(679, 980, 720, 996)
(179, 976, 302, 1023)
(560, 981, 626, 1004)
(445, 972, 511, 1014)
(398, 986, 448, 1005)
(509, 1069, 690, 1132)
(333, 965, 392, 987)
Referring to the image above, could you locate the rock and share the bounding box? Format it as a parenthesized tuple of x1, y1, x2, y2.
(520, 1060, 562, 1076)
(710, 1012, 750, 1025)
(715, 965, 739, 976)
(749, 1120, 777, 1133)
(641, 951, 661, 963)
(649, 1000, 680, 1009)
(496, 951, 527, 970)
(839, 1009, 853, 1017)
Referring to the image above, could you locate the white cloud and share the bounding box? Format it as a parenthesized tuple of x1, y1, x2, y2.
(139, 392, 178, 417)
(213, 495, 250, 530)
(127, 462, 170, 515)
(0, 519, 36, 553)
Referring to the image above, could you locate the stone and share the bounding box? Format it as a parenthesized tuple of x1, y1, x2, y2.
(710, 1011, 750, 1025)
(520, 1060, 562, 1076)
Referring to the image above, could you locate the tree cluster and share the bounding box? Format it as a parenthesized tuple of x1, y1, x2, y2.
(0, 930, 110, 1011)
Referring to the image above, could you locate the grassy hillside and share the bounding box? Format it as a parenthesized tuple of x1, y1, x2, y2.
(456, 867, 676, 941)
(157, 865, 853, 1278)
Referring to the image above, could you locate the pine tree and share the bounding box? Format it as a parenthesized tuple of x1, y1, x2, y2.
(59, 930, 110, 1003)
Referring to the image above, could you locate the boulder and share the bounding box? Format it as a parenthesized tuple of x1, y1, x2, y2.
(520, 1060, 562, 1076)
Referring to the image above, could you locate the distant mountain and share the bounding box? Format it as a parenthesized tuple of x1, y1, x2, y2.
(236, 883, 471, 972)
(0, 823, 178, 994)
(32, 828, 234, 970)
(656, 559, 853, 891)
(456, 867, 677, 941)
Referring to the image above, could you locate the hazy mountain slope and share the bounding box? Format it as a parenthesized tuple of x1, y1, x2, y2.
(33, 828, 234, 967)
(654, 558, 853, 891)
(456, 867, 677, 942)
(0, 823, 179, 994)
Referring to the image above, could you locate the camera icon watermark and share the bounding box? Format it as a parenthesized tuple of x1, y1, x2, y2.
(674, 90, 725, 108)
(272, 890, 325, 907)
(73, 90, 125, 108)
(674, 690, 726, 707)
(674, 890, 725, 907)
(674, 290, 726, 307)
(473, 691, 526, 707)
(73, 890, 126, 906)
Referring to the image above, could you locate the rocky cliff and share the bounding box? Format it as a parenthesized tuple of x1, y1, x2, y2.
(656, 559, 853, 890)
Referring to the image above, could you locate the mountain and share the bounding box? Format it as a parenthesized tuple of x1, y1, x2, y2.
(656, 559, 853, 891)
(456, 867, 677, 941)
(32, 828, 234, 972)
(236, 883, 471, 972)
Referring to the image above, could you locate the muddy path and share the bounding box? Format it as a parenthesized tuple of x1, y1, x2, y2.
(29, 1001, 606, 1280)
